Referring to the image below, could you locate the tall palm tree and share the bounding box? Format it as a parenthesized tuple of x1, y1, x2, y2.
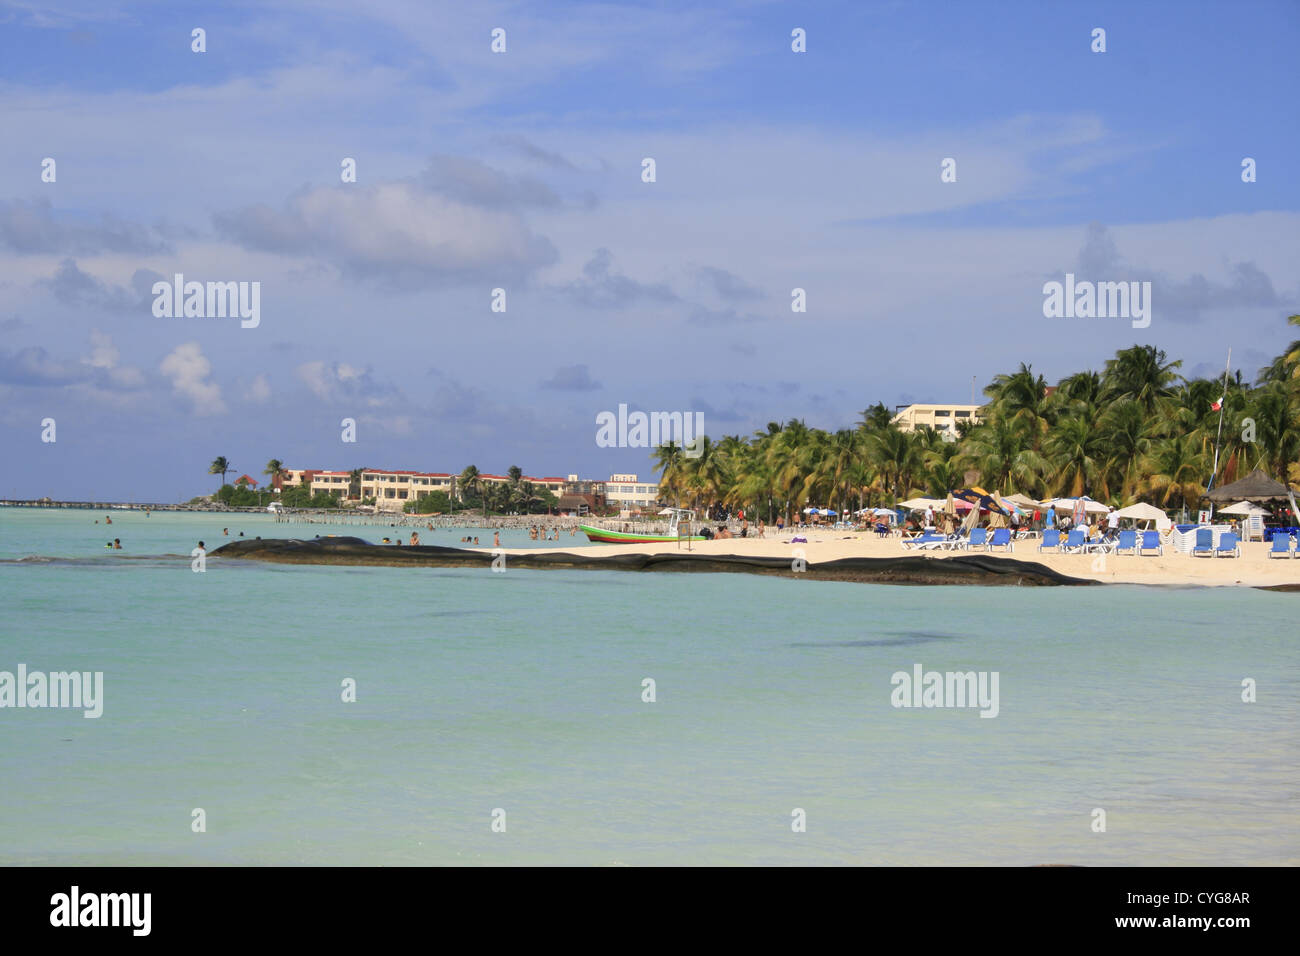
(652, 441, 685, 506)
(459, 465, 484, 517)
(1102, 344, 1182, 414)
(208, 456, 232, 488)
(263, 459, 287, 493)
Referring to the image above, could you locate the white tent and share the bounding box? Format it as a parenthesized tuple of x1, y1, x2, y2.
(899, 497, 943, 510)
(1045, 497, 1110, 515)
(1114, 502, 1170, 529)
(1218, 500, 1268, 516)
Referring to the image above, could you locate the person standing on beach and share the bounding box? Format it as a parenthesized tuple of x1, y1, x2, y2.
(924, 505, 935, 528)
(1045, 504, 1056, 530)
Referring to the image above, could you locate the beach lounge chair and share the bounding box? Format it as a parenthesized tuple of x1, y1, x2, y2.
(1061, 530, 1086, 553)
(988, 528, 1013, 552)
(964, 528, 988, 551)
(1115, 529, 1137, 555)
(902, 532, 945, 550)
(1268, 534, 1294, 558)
(1038, 529, 1061, 552)
(1139, 530, 1162, 556)
(1214, 532, 1240, 558)
(1192, 528, 1214, 557)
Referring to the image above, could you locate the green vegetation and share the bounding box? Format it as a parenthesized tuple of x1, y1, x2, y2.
(655, 320, 1300, 524)
(404, 491, 452, 514)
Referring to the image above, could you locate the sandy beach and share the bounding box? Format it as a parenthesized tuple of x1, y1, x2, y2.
(498, 531, 1300, 588)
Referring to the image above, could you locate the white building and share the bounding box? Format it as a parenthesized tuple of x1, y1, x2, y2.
(891, 403, 984, 435)
(604, 474, 660, 511)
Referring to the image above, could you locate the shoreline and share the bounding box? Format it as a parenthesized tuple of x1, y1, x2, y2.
(209, 529, 1300, 589)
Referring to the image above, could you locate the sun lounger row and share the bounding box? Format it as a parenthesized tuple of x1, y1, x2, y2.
(1038, 529, 1163, 555)
(1191, 528, 1241, 558)
(901, 528, 1015, 551)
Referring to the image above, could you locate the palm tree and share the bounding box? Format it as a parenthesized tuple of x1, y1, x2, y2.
(1102, 344, 1182, 415)
(348, 468, 364, 500)
(459, 465, 483, 517)
(263, 459, 287, 494)
(209, 456, 232, 489)
(1141, 434, 1207, 513)
(652, 441, 686, 506)
(857, 402, 894, 431)
(985, 364, 1050, 448)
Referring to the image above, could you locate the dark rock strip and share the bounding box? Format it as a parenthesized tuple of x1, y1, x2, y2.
(210, 536, 1094, 587)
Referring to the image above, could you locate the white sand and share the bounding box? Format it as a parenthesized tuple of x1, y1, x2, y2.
(497, 531, 1300, 588)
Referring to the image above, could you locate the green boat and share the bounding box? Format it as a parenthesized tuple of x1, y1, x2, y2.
(579, 508, 705, 543)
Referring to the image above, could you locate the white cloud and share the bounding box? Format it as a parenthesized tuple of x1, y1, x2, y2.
(160, 342, 224, 414)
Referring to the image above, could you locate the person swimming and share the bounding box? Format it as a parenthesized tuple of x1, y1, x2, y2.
(113, 538, 121, 549)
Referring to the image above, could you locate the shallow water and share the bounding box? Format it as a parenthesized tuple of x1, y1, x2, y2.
(1, 508, 1295, 865)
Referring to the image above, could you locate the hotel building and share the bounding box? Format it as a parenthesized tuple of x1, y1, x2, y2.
(891, 403, 985, 435)
(604, 474, 661, 511)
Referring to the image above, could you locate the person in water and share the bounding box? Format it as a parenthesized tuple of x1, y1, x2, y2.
(105, 515, 112, 524)
(113, 538, 121, 549)
(222, 528, 229, 536)
(494, 531, 501, 547)
(197, 541, 205, 551)
(409, 532, 419, 546)
(473, 537, 479, 545)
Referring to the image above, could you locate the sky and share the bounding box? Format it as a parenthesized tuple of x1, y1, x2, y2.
(0, 0, 1297, 501)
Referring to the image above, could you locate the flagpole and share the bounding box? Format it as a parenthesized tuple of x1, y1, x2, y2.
(1206, 348, 1231, 519)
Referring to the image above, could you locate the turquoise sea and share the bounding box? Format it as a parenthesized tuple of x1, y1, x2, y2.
(0, 507, 1296, 865)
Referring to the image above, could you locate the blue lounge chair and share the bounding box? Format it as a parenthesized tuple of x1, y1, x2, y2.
(1268, 534, 1294, 559)
(965, 528, 988, 551)
(1115, 529, 1137, 555)
(902, 532, 945, 550)
(1214, 532, 1240, 558)
(1192, 528, 1214, 557)
(1038, 529, 1061, 552)
(1139, 530, 1162, 556)
(989, 528, 1013, 552)
(1062, 529, 1086, 553)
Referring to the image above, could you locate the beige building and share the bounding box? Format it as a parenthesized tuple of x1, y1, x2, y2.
(891, 403, 984, 435)
(605, 474, 661, 511)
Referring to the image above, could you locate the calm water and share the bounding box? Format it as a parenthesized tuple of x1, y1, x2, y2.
(1, 508, 1296, 865)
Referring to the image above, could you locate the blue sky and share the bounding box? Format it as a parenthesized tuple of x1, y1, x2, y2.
(1, 0, 1297, 500)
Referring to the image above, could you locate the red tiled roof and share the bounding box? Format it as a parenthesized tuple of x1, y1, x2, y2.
(235, 474, 259, 486)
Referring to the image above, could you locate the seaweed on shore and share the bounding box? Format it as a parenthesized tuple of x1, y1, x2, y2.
(209, 536, 1093, 587)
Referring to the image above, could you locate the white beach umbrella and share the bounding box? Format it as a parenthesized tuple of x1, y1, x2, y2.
(1048, 497, 1110, 514)
(1114, 502, 1166, 521)
(899, 497, 941, 510)
(1218, 500, 1267, 516)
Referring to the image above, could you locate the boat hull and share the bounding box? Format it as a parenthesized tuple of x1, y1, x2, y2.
(578, 524, 704, 544)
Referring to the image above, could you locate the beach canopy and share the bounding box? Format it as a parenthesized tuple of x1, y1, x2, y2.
(950, 487, 1011, 516)
(899, 497, 942, 510)
(1218, 500, 1269, 516)
(1204, 468, 1295, 503)
(1114, 502, 1167, 522)
(657, 507, 677, 515)
(1003, 493, 1040, 509)
(1044, 496, 1109, 514)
